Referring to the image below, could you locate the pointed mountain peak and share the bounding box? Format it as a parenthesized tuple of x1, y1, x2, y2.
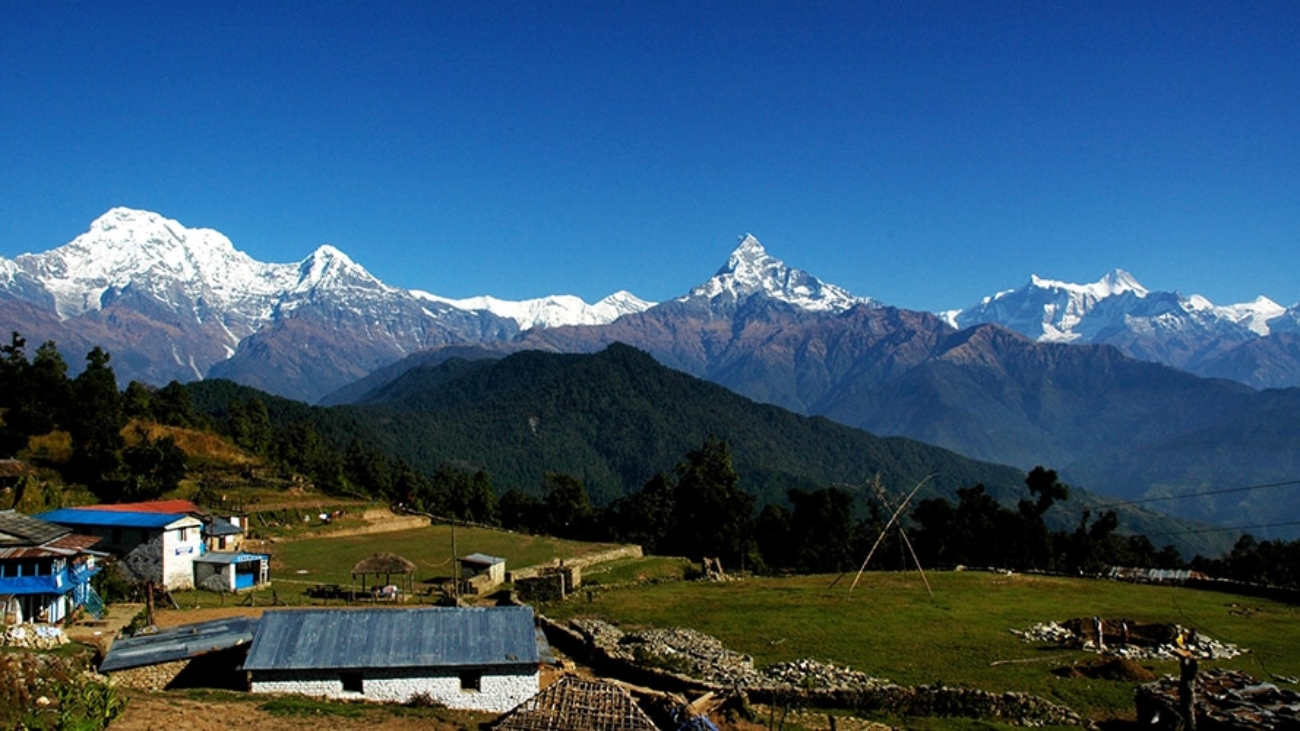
(1098, 269, 1147, 296)
(294, 243, 384, 292)
(686, 234, 871, 312)
(306, 243, 353, 265)
(727, 233, 767, 262)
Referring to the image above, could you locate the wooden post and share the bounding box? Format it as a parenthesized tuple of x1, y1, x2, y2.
(1177, 650, 1198, 731)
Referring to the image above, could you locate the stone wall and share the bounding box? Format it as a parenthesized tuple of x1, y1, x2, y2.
(250, 665, 538, 712)
(110, 659, 189, 691)
(540, 616, 1092, 728)
(508, 545, 642, 582)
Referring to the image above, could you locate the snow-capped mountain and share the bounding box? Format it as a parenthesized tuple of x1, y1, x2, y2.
(941, 270, 1298, 387)
(0, 208, 647, 401)
(415, 290, 654, 330)
(679, 234, 872, 313)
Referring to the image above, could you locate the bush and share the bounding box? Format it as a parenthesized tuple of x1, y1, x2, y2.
(0, 651, 126, 730)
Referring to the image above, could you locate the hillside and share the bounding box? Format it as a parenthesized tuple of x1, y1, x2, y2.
(192, 344, 1221, 555)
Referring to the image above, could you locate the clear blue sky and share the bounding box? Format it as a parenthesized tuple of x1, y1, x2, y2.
(2, 1, 1297, 310)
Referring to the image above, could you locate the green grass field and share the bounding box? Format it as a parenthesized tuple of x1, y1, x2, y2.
(544, 568, 1300, 727)
(170, 523, 629, 607)
(158, 522, 1300, 729)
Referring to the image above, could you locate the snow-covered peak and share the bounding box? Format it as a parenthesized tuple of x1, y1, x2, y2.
(1212, 295, 1285, 336)
(1026, 269, 1148, 301)
(291, 243, 389, 293)
(13, 207, 273, 319)
(414, 289, 654, 329)
(683, 234, 870, 312)
(949, 266, 1286, 343)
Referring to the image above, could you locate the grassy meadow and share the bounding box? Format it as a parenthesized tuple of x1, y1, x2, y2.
(153, 516, 1300, 728)
(544, 568, 1300, 726)
(169, 522, 629, 606)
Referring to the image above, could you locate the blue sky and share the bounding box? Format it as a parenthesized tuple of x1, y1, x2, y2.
(2, 1, 1297, 311)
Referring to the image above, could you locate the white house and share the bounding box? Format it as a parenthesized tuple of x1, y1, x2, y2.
(243, 606, 541, 712)
(37, 507, 204, 591)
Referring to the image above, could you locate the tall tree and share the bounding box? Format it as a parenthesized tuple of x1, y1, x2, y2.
(67, 347, 126, 494)
(669, 437, 755, 568)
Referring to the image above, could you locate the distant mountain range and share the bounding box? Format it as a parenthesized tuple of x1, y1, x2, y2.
(4, 209, 1299, 536)
(188, 343, 1222, 556)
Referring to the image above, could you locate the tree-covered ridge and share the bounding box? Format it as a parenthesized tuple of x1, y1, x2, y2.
(11, 332, 1298, 588)
(328, 342, 1036, 509)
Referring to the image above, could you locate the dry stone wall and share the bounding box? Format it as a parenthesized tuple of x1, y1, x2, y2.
(109, 659, 188, 691)
(543, 617, 1092, 728)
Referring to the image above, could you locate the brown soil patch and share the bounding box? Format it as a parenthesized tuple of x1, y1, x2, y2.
(1054, 657, 1156, 682)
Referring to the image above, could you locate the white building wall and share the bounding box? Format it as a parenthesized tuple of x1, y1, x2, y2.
(250, 666, 538, 712)
(160, 517, 204, 591)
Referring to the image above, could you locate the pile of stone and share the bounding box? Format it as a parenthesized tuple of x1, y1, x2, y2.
(2, 623, 68, 650)
(559, 618, 1090, 727)
(568, 619, 886, 690)
(698, 557, 741, 583)
(760, 659, 889, 691)
(1137, 668, 1300, 730)
(1011, 621, 1245, 661)
(571, 620, 761, 685)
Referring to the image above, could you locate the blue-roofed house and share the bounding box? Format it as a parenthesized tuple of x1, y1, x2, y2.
(243, 606, 541, 711)
(38, 507, 204, 591)
(0, 510, 104, 625)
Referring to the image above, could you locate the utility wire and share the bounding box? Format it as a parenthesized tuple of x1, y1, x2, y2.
(1092, 478, 1300, 510)
(1145, 519, 1300, 538)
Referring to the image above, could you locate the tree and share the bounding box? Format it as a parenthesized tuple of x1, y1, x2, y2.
(669, 437, 755, 568)
(67, 347, 126, 494)
(500, 489, 543, 533)
(153, 381, 202, 428)
(1018, 466, 1069, 571)
(343, 439, 393, 497)
(543, 472, 594, 539)
(787, 487, 857, 573)
(609, 472, 676, 553)
(226, 398, 272, 456)
(120, 433, 188, 502)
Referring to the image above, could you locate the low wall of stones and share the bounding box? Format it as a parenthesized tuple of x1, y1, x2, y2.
(538, 616, 1092, 728)
(110, 659, 189, 691)
(509, 545, 643, 582)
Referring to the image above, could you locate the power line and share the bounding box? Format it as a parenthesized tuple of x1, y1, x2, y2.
(1145, 519, 1300, 538)
(1093, 479, 1300, 510)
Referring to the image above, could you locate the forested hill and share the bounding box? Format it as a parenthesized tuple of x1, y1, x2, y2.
(188, 343, 1209, 548)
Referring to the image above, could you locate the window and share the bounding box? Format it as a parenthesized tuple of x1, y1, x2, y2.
(458, 670, 481, 692)
(340, 672, 363, 693)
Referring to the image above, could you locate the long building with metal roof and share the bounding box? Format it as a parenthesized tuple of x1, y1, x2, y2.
(244, 605, 541, 711)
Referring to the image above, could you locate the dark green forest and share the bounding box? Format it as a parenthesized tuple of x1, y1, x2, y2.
(3, 333, 1297, 588)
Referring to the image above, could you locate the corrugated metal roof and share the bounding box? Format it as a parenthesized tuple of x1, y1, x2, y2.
(204, 517, 243, 536)
(243, 606, 539, 672)
(0, 510, 70, 546)
(37, 508, 198, 530)
(193, 551, 268, 566)
(81, 499, 202, 514)
(461, 552, 505, 566)
(99, 616, 260, 672)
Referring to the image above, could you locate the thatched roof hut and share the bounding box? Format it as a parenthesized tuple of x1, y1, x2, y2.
(352, 552, 417, 597)
(493, 676, 659, 731)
